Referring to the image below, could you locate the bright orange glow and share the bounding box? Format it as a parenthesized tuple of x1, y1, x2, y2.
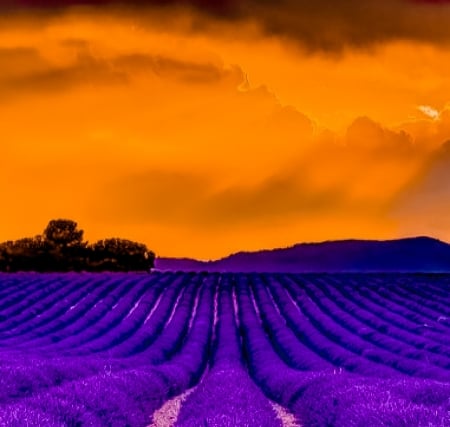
(1, 7, 450, 259)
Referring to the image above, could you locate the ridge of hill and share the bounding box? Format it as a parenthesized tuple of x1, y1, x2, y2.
(156, 236, 450, 272)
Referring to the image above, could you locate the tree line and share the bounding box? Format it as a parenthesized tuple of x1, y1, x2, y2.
(0, 220, 155, 273)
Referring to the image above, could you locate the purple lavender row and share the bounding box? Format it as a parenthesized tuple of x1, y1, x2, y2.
(0, 274, 42, 302)
(236, 274, 450, 427)
(396, 274, 450, 301)
(0, 274, 215, 426)
(341, 276, 448, 346)
(0, 272, 449, 426)
(386, 278, 450, 326)
(80, 273, 200, 361)
(0, 352, 133, 405)
(102, 272, 195, 358)
(310, 275, 450, 361)
(175, 273, 283, 427)
(211, 274, 242, 367)
(154, 273, 215, 382)
(0, 275, 155, 400)
(282, 275, 450, 381)
(410, 275, 450, 300)
(0, 275, 76, 332)
(42, 274, 167, 353)
(236, 274, 314, 401)
(265, 275, 401, 378)
(296, 276, 450, 369)
(328, 274, 447, 347)
(364, 275, 450, 331)
(0, 274, 132, 336)
(137, 274, 203, 363)
(2, 275, 131, 348)
(235, 274, 343, 422)
(250, 274, 332, 371)
(0, 275, 112, 342)
(0, 275, 163, 395)
(0, 274, 178, 401)
(0, 274, 62, 310)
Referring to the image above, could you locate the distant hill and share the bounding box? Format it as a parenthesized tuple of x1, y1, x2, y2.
(156, 236, 450, 272)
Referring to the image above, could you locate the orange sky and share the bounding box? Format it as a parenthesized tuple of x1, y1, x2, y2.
(2, 2, 450, 259)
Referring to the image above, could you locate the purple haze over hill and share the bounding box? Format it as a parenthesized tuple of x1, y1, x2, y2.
(156, 236, 450, 272)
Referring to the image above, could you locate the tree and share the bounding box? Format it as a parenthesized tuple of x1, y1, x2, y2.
(0, 236, 51, 272)
(89, 238, 155, 272)
(0, 219, 155, 272)
(43, 219, 84, 249)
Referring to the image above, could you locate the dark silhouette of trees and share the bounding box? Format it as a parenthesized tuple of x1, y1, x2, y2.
(44, 219, 84, 249)
(88, 238, 154, 272)
(0, 219, 155, 273)
(40, 220, 87, 271)
(0, 236, 50, 272)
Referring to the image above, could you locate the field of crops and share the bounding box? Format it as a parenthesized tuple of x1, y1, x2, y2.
(0, 272, 448, 426)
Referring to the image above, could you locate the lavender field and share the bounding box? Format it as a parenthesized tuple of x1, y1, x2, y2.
(0, 272, 449, 426)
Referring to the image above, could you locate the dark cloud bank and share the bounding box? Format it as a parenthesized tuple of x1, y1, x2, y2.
(7, 0, 450, 52)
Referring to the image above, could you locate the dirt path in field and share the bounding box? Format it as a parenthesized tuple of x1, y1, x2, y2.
(148, 389, 302, 427)
(271, 402, 302, 427)
(148, 388, 196, 427)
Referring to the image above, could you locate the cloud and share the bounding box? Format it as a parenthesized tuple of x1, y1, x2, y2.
(265, 106, 314, 140)
(95, 168, 348, 230)
(86, 111, 435, 239)
(239, 0, 450, 53)
(0, 50, 127, 100)
(2, 4, 450, 257)
(417, 105, 440, 120)
(345, 116, 413, 155)
(397, 106, 450, 150)
(392, 140, 450, 235)
(0, 47, 48, 79)
(114, 54, 243, 85)
(0, 46, 40, 64)
(391, 108, 450, 238)
(201, 175, 347, 227)
(0, 42, 245, 102)
(96, 118, 417, 231)
(5, 53, 126, 93)
(8, 0, 450, 53)
(96, 170, 211, 225)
